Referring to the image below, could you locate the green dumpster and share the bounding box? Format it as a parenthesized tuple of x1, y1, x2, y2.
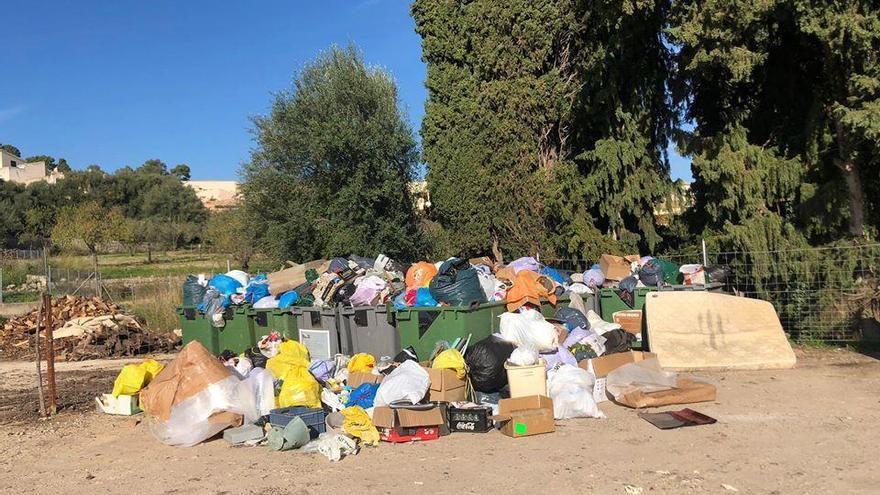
(249, 306, 298, 342)
(178, 306, 219, 354)
(178, 305, 255, 355)
(599, 287, 656, 321)
(394, 301, 507, 361)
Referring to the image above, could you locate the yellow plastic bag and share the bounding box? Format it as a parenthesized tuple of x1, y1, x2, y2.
(112, 359, 166, 397)
(141, 359, 165, 383)
(432, 348, 466, 380)
(347, 353, 376, 374)
(267, 340, 311, 379)
(277, 366, 322, 409)
(341, 406, 380, 446)
(112, 364, 147, 397)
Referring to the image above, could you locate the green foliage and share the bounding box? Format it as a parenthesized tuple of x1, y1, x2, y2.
(0, 144, 21, 157)
(204, 209, 257, 270)
(241, 45, 423, 263)
(51, 201, 127, 256)
(413, 0, 672, 259)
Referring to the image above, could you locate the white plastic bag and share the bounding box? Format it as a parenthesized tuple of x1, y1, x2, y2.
(508, 346, 539, 366)
(586, 309, 621, 335)
(477, 271, 497, 302)
(253, 295, 279, 309)
(546, 364, 605, 420)
(605, 358, 678, 401)
(374, 360, 430, 407)
(241, 367, 275, 416)
(499, 308, 558, 352)
(147, 375, 261, 447)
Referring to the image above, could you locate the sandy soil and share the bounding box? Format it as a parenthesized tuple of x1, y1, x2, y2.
(1, 348, 878, 495)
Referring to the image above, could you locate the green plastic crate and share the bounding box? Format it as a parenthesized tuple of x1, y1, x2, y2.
(248, 307, 298, 342)
(394, 301, 507, 361)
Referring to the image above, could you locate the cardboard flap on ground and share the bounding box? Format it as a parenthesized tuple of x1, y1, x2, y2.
(580, 351, 657, 377)
(644, 291, 797, 370)
(372, 406, 444, 429)
(490, 395, 555, 437)
(599, 254, 636, 281)
(267, 259, 330, 295)
(614, 378, 716, 409)
(348, 371, 383, 388)
(424, 366, 467, 402)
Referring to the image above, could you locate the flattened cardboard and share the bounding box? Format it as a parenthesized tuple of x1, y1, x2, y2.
(599, 254, 635, 281)
(580, 351, 658, 378)
(424, 366, 466, 402)
(612, 310, 643, 335)
(140, 340, 231, 421)
(267, 259, 330, 295)
(615, 378, 716, 409)
(348, 371, 383, 389)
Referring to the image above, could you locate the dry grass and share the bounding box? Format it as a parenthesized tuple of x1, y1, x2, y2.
(121, 278, 183, 333)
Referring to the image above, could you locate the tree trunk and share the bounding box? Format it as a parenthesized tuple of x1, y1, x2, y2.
(834, 118, 866, 237)
(92, 250, 100, 297)
(147, 243, 153, 264)
(491, 234, 503, 265)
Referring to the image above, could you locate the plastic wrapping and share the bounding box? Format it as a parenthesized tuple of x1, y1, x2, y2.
(555, 307, 589, 331)
(606, 358, 678, 400)
(639, 259, 663, 286)
(499, 308, 559, 352)
(266, 340, 311, 379)
(508, 346, 539, 366)
(546, 364, 604, 419)
(374, 360, 431, 407)
(241, 367, 276, 416)
(253, 295, 279, 309)
(208, 274, 242, 296)
(278, 366, 322, 409)
(182, 275, 206, 307)
(405, 262, 439, 289)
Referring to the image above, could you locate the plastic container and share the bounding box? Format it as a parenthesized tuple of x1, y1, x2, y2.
(339, 305, 400, 359)
(293, 306, 345, 360)
(679, 264, 706, 285)
(505, 359, 548, 398)
(394, 301, 507, 362)
(248, 307, 297, 341)
(268, 406, 327, 439)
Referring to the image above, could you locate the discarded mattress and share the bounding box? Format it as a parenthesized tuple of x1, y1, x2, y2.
(643, 291, 796, 370)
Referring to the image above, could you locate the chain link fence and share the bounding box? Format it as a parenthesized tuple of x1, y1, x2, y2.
(545, 243, 880, 342)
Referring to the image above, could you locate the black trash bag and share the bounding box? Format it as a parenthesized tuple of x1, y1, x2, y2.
(705, 264, 731, 283)
(465, 336, 517, 393)
(602, 329, 636, 354)
(639, 259, 663, 286)
(555, 307, 589, 331)
(429, 258, 487, 307)
(393, 346, 419, 364)
(182, 275, 206, 307)
(219, 350, 236, 361)
(333, 282, 357, 305)
(244, 347, 268, 368)
(617, 276, 639, 308)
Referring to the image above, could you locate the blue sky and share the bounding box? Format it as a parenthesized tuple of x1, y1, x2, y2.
(1, 0, 691, 181)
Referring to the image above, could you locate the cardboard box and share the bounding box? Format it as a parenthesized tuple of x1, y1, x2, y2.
(612, 310, 643, 335)
(94, 393, 141, 416)
(579, 351, 658, 403)
(490, 395, 555, 438)
(348, 371, 383, 389)
(424, 366, 467, 402)
(372, 405, 445, 443)
(599, 254, 636, 281)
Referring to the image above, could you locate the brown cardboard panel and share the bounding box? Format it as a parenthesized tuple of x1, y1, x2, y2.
(348, 371, 384, 388)
(371, 407, 396, 428)
(580, 351, 657, 378)
(396, 407, 445, 427)
(615, 378, 717, 409)
(425, 366, 466, 402)
(498, 395, 553, 415)
(599, 254, 634, 281)
(497, 408, 555, 438)
(613, 310, 643, 335)
(267, 259, 330, 295)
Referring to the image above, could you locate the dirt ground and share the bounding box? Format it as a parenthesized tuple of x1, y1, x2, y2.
(1, 348, 878, 495)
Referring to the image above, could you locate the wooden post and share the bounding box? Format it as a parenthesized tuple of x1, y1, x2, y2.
(34, 297, 46, 418)
(42, 293, 57, 415)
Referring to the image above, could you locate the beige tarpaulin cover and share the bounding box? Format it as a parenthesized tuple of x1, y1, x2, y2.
(644, 291, 796, 370)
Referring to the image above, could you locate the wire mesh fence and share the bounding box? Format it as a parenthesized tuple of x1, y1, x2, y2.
(545, 243, 880, 342)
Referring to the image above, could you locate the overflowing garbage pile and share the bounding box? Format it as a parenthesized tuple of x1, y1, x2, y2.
(0, 296, 179, 361)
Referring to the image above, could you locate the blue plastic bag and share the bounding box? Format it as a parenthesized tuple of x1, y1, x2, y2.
(414, 288, 439, 307)
(278, 291, 300, 308)
(393, 291, 410, 310)
(346, 383, 380, 409)
(208, 274, 242, 296)
(541, 266, 565, 284)
(244, 275, 271, 303)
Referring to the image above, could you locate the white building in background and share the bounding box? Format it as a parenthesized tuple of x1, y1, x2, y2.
(186, 180, 240, 210)
(0, 149, 64, 185)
